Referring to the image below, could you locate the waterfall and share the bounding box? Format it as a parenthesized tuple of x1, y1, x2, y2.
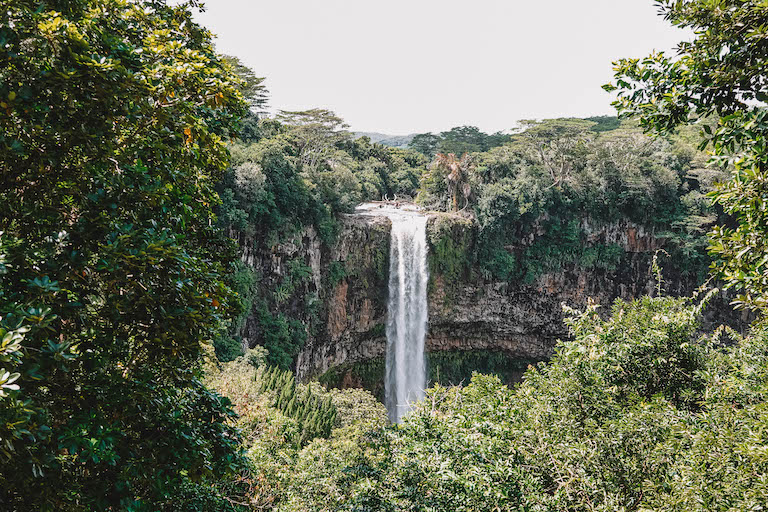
(354, 202, 429, 423)
(384, 213, 429, 423)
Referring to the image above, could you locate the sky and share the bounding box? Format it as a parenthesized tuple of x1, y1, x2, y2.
(194, 0, 687, 135)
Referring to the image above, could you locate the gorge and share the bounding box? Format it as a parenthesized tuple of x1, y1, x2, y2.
(238, 207, 746, 400)
(219, 113, 744, 399)
(9, 0, 768, 508)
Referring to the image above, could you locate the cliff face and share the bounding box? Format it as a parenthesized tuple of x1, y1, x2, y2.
(428, 218, 668, 362)
(242, 211, 745, 382)
(238, 214, 391, 379)
(294, 214, 391, 379)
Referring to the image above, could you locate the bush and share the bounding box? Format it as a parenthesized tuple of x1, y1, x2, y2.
(258, 366, 338, 447)
(257, 305, 308, 371)
(445, 119, 727, 283)
(426, 215, 476, 283)
(214, 335, 244, 363)
(205, 354, 387, 511)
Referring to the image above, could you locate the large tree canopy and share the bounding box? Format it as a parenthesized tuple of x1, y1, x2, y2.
(606, 0, 768, 311)
(0, 0, 248, 509)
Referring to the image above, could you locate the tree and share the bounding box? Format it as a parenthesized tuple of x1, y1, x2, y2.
(409, 132, 441, 157)
(439, 125, 489, 155)
(0, 0, 248, 509)
(433, 153, 473, 212)
(606, 0, 768, 312)
(223, 55, 269, 143)
(411, 128, 511, 158)
(282, 295, 768, 511)
(517, 119, 594, 189)
(276, 108, 352, 175)
(223, 55, 269, 114)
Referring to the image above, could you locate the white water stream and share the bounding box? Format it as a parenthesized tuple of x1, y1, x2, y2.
(356, 203, 428, 423)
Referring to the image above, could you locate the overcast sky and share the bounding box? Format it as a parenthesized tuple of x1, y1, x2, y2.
(194, 1, 686, 135)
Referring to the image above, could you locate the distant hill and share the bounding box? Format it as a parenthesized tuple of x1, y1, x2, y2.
(354, 132, 416, 148)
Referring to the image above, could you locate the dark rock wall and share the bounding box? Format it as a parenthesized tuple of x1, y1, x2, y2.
(237, 214, 391, 379)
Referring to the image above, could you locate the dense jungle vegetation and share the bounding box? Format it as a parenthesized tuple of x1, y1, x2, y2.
(2, 0, 768, 510)
(215, 93, 726, 367)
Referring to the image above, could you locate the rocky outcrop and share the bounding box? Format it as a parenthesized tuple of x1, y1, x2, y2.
(426, 216, 660, 361)
(425, 215, 745, 364)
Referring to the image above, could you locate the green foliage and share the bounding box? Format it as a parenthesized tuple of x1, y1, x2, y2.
(275, 294, 768, 511)
(327, 261, 348, 287)
(454, 118, 724, 281)
(318, 358, 387, 402)
(258, 366, 338, 447)
(607, 0, 768, 312)
(204, 349, 305, 509)
(222, 55, 268, 115)
(409, 132, 442, 157)
(317, 349, 536, 406)
(428, 351, 536, 387)
(240, 257, 314, 370)
(473, 180, 630, 282)
(342, 136, 429, 200)
(417, 152, 474, 211)
(214, 101, 427, 371)
(257, 304, 307, 371)
(213, 261, 260, 362)
(228, 261, 260, 327)
(480, 247, 518, 281)
(710, 155, 768, 311)
(585, 115, 621, 132)
(521, 219, 627, 282)
(426, 215, 475, 284)
(272, 259, 313, 307)
(409, 126, 511, 157)
(218, 136, 321, 241)
(580, 243, 625, 271)
(276, 108, 352, 177)
(220, 54, 268, 144)
(243, 346, 269, 368)
(0, 0, 249, 508)
(473, 175, 542, 279)
(275, 388, 388, 512)
(207, 356, 387, 512)
(213, 335, 245, 363)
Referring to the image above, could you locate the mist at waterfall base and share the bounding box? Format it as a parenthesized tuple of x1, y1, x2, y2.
(356, 203, 428, 423)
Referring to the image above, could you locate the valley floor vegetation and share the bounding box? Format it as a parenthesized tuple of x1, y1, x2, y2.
(206, 294, 768, 511)
(2, 0, 768, 510)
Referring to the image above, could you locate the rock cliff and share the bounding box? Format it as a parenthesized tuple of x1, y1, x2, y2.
(240, 210, 746, 385)
(238, 213, 391, 378)
(295, 214, 391, 380)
